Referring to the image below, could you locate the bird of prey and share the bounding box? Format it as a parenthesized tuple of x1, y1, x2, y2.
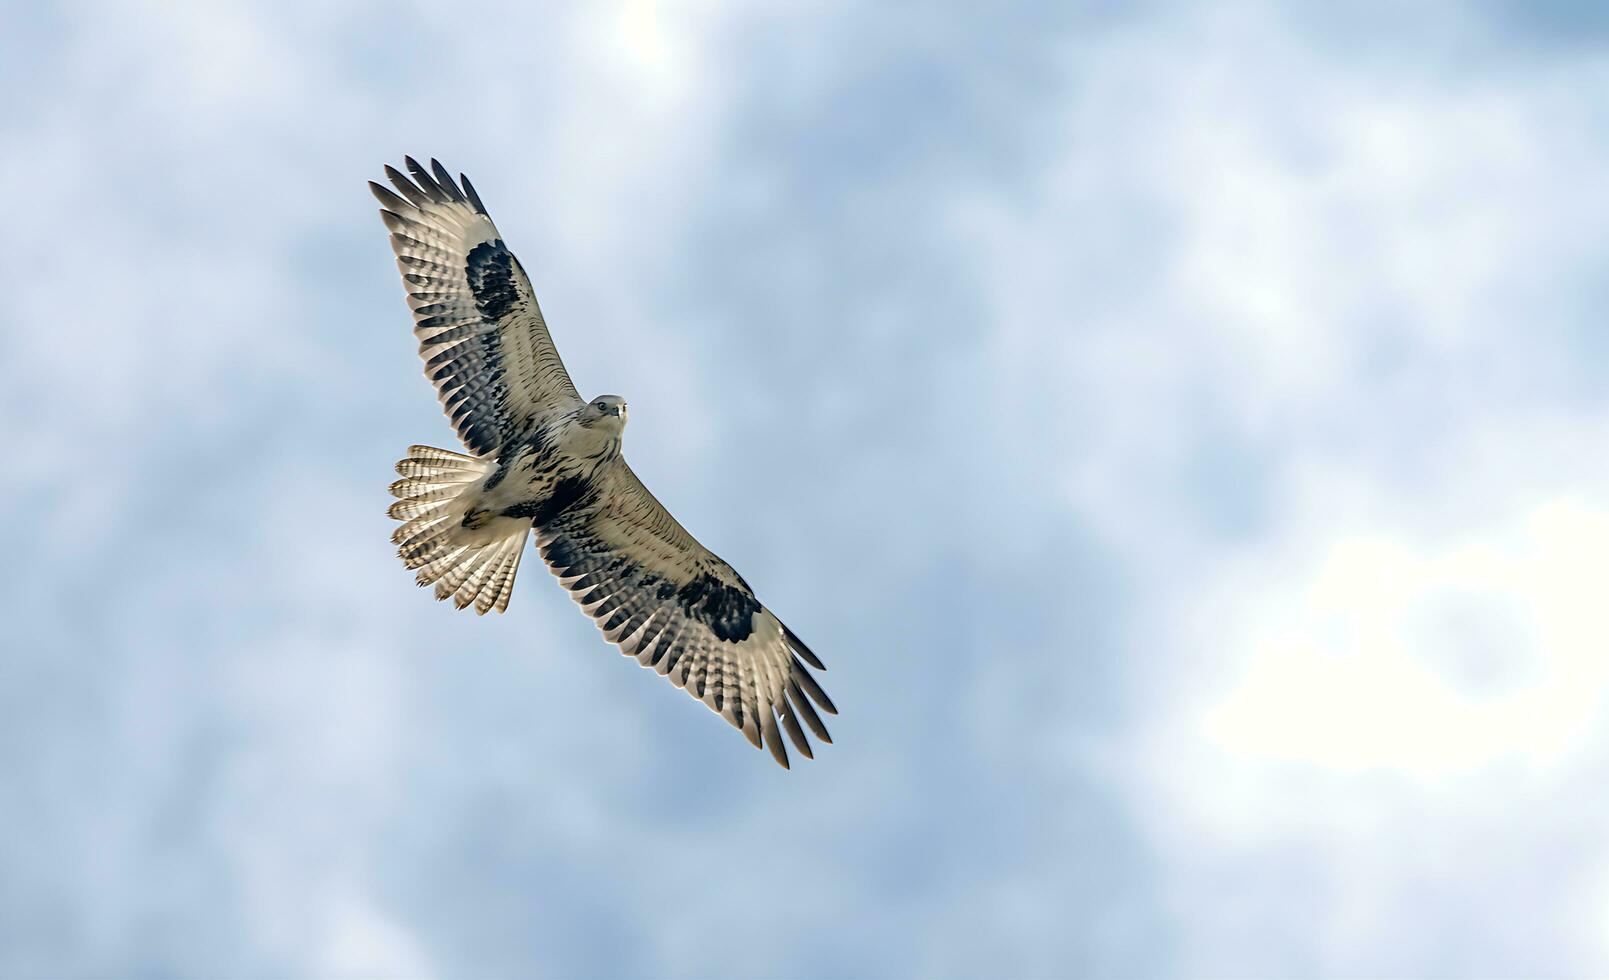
(369, 157, 834, 768)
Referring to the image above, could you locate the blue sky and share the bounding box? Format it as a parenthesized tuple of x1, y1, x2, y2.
(3, 1, 1608, 976)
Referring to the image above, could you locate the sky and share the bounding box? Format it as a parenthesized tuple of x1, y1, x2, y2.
(3, 0, 1608, 976)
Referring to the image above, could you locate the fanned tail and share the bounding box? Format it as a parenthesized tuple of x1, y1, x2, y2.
(387, 445, 528, 614)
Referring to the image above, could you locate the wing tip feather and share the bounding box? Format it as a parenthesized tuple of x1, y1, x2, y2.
(787, 683, 832, 743)
(783, 624, 826, 670)
(406, 155, 449, 202)
(461, 172, 488, 214)
(430, 158, 467, 202)
(777, 702, 814, 760)
(790, 657, 837, 715)
(761, 711, 790, 769)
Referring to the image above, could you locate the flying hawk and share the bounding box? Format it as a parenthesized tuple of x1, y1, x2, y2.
(369, 157, 834, 768)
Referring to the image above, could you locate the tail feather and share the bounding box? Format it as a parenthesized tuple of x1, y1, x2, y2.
(387, 445, 529, 615)
(390, 510, 455, 546)
(403, 445, 482, 467)
(443, 537, 519, 612)
(435, 543, 494, 596)
(477, 544, 523, 614)
(393, 461, 484, 482)
(414, 545, 469, 582)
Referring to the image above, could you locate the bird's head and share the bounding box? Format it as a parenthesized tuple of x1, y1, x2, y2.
(581, 394, 628, 430)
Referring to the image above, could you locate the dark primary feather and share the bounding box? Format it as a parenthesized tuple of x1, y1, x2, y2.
(461, 173, 489, 215)
(405, 155, 449, 202)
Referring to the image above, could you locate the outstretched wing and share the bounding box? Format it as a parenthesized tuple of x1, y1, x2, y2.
(370, 157, 582, 454)
(535, 460, 836, 768)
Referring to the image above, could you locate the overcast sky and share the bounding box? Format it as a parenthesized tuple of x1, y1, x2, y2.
(4, 1, 1609, 977)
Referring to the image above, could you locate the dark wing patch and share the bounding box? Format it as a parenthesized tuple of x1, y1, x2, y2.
(465, 241, 522, 321)
(371, 158, 582, 454)
(533, 460, 834, 768)
(675, 573, 761, 643)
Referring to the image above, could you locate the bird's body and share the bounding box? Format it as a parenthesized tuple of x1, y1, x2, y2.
(370, 157, 834, 767)
(418, 420, 579, 555)
(460, 405, 619, 531)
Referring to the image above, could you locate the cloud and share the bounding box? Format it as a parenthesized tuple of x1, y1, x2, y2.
(0, 0, 751, 974)
(1120, 414, 1609, 976)
(4, 0, 1608, 976)
(919, 2, 1609, 973)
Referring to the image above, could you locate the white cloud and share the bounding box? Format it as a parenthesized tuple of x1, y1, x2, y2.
(1198, 494, 1609, 778)
(1118, 417, 1609, 973)
(1, 0, 754, 973)
(8, 0, 1609, 974)
(951, 1, 1609, 972)
(961, 0, 1609, 464)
